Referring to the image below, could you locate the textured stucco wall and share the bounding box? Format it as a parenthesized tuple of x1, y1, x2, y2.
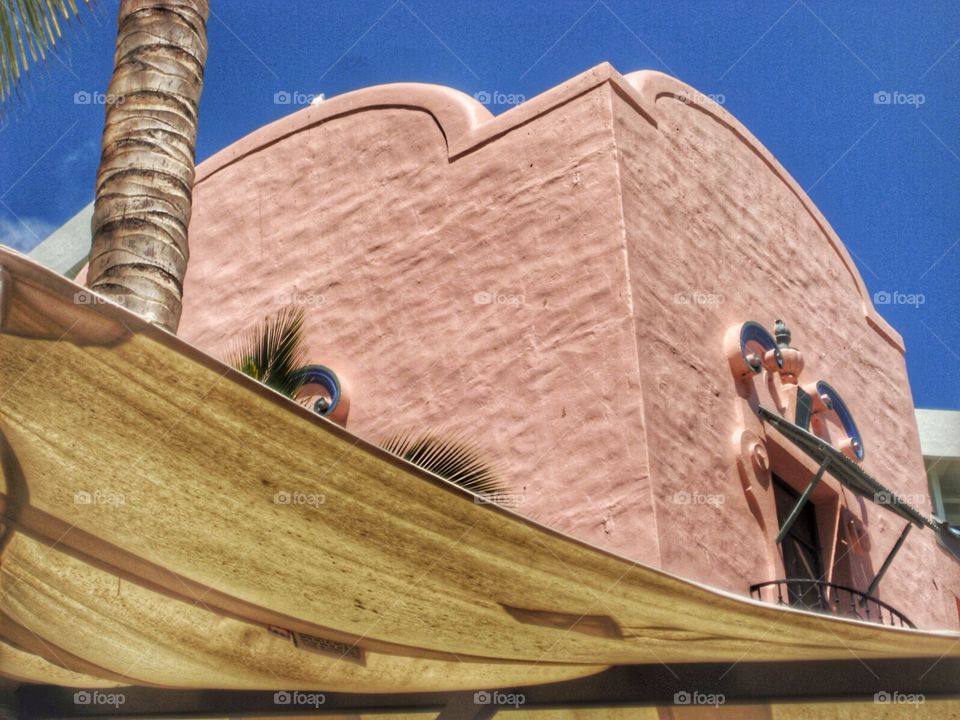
(178, 70, 662, 568)
(611, 70, 959, 629)
(171, 64, 959, 630)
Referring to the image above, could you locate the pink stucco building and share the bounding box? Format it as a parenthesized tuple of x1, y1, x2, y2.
(170, 63, 960, 632)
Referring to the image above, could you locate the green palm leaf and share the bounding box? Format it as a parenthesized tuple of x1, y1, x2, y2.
(229, 309, 512, 502)
(229, 306, 308, 399)
(0, 0, 92, 104)
(380, 431, 509, 500)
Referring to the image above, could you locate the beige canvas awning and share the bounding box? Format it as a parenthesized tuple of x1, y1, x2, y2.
(1, 246, 959, 693)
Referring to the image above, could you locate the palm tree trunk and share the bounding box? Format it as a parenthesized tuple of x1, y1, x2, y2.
(87, 0, 209, 333)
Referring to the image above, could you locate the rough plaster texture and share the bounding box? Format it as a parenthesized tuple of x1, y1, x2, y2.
(168, 64, 959, 630)
(612, 70, 959, 629)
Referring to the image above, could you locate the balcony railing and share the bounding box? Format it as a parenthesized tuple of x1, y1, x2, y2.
(750, 579, 915, 629)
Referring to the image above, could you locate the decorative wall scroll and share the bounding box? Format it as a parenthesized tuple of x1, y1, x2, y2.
(735, 428, 771, 534)
(811, 381, 864, 460)
(727, 321, 782, 377)
(292, 364, 350, 426)
(727, 319, 864, 463)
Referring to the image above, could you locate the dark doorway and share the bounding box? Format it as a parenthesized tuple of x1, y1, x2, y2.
(774, 475, 825, 610)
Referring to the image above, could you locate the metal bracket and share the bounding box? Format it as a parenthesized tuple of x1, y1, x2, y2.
(863, 522, 913, 600)
(776, 457, 830, 545)
(795, 386, 813, 430)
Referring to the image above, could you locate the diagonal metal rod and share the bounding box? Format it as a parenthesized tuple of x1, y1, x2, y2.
(776, 457, 830, 545)
(863, 522, 914, 601)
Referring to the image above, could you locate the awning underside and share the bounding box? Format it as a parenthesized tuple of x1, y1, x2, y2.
(758, 406, 935, 529)
(0, 247, 958, 694)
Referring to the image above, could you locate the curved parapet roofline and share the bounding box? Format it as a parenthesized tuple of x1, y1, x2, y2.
(194, 82, 495, 183)
(194, 63, 655, 183)
(193, 62, 902, 353)
(624, 69, 903, 353)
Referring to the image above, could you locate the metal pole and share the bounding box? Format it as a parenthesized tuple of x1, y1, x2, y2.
(863, 522, 913, 600)
(776, 457, 830, 545)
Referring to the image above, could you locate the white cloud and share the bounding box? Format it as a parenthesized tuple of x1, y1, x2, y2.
(0, 214, 56, 253)
(58, 139, 98, 177)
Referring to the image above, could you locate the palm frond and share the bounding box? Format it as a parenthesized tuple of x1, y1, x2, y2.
(229, 306, 308, 399)
(0, 0, 92, 104)
(380, 431, 509, 499)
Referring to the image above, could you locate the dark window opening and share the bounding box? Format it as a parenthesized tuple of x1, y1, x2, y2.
(774, 475, 824, 610)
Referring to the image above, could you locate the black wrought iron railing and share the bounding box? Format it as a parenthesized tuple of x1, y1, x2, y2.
(750, 579, 915, 629)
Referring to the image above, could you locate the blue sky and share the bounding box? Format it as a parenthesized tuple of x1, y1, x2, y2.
(0, 1, 957, 408)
